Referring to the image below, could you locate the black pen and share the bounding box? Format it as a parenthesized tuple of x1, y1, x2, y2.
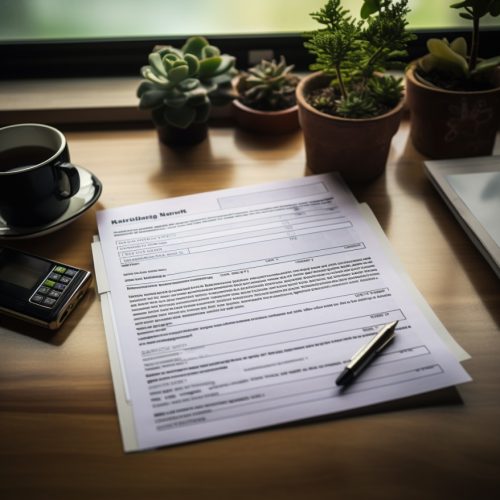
(336, 320, 399, 387)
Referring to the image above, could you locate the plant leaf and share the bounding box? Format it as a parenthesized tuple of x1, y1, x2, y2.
(417, 54, 438, 73)
(141, 66, 169, 86)
(360, 0, 380, 19)
(168, 65, 189, 85)
(202, 45, 221, 58)
(450, 2, 468, 9)
(164, 92, 188, 109)
(472, 56, 500, 75)
(179, 78, 200, 91)
(208, 72, 234, 87)
(184, 53, 200, 77)
(450, 37, 467, 57)
(200, 81, 217, 94)
(489, 1, 500, 16)
(209, 55, 236, 77)
(172, 59, 188, 68)
(156, 46, 182, 59)
(209, 84, 238, 106)
(148, 52, 167, 76)
(186, 88, 209, 106)
(427, 38, 468, 75)
(198, 56, 223, 78)
(163, 106, 196, 129)
(182, 36, 208, 59)
(139, 90, 168, 109)
(136, 80, 155, 97)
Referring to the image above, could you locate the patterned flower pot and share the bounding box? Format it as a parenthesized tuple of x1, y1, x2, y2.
(405, 65, 500, 159)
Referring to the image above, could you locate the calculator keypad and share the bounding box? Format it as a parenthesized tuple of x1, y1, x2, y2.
(29, 265, 78, 309)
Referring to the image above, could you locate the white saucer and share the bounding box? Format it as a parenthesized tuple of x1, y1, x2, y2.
(0, 166, 102, 240)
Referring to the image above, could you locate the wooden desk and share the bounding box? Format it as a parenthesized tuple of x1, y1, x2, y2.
(1, 121, 499, 500)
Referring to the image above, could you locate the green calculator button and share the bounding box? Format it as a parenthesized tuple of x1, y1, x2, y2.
(54, 266, 67, 274)
(43, 279, 56, 288)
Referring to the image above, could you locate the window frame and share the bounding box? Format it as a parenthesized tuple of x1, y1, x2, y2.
(2, 28, 500, 79)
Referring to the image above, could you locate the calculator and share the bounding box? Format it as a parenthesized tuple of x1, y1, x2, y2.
(0, 246, 92, 329)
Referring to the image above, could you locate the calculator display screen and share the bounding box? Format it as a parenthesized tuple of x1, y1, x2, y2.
(0, 251, 50, 291)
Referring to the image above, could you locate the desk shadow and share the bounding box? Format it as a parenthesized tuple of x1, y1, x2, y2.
(350, 166, 393, 233)
(427, 189, 500, 328)
(393, 134, 430, 199)
(300, 140, 395, 233)
(233, 128, 303, 161)
(4, 214, 102, 271)
(155, 131, 226, 169)
(150, 132, 236, 193)
(157, 137, 207, 171)
(146, 386, 462, 454)
(0, 286, 95, 346)
(276, 386, 463, 432)
(395, 134, 500, 329)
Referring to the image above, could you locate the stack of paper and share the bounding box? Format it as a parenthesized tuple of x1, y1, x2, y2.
(92, 173, 470, 452)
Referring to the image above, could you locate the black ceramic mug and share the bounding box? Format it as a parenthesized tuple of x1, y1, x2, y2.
(0, 123, 80, 227)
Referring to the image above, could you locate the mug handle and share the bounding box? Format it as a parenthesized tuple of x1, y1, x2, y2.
(56, 163, 81, 199)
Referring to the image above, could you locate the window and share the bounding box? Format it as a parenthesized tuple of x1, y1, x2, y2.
(1, 0, 499, 77)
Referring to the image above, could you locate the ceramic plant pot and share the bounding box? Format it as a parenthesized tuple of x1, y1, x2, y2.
(296, 72, 404, 183)
(156, 122, 208, 148)
(405, 65, 500, 159)
(232, 99, 300, 135)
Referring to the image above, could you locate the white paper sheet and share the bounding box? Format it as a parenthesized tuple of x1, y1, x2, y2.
(95, 173, 471, 451)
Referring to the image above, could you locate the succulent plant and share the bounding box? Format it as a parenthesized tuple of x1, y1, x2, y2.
(416, 1, 500, 90)
(304, 0, 415, 118)
(137, 36, 236, 129)
(181, 36, 237, 105)
(236, 56, 300, 111)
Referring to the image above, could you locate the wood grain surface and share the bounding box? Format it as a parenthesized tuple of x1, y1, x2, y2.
(1, 120, 499, 500)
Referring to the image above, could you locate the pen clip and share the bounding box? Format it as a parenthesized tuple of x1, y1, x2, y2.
(347, 321, 398, 368)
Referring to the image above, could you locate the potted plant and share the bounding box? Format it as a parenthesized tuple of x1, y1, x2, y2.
(296, 0, 415, 182)
(232, 56, 301, 134)
(406, 1, 500, 159)
(137, 36, 236, 147)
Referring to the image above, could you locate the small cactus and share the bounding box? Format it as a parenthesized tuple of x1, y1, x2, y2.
(236, 56, 300, 111)
(137, 36, 236, 129)
(417, 37, 500, 88)
(416, 1, 500, 89)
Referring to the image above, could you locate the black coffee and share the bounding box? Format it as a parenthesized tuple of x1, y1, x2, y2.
(0, 146, 56, 173)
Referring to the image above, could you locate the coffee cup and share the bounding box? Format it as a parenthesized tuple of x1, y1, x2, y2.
(0, 123, 80, 227)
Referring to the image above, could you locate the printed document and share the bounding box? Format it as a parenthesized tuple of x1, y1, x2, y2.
(95, 173, 471, 450)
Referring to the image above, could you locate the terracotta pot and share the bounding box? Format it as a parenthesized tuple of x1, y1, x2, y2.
(296, 72, 404, 183)
(232, 99, 299, 135)
(156, 122, 208, 148)
(405, 65, 500, 159)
